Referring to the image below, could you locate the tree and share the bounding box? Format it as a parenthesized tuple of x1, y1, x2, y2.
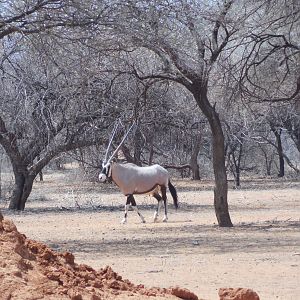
(105, 0, 237, 226)
(2, 0, 298, 217)
(0, 71, 107, 210)
(0, 0, 124, 210)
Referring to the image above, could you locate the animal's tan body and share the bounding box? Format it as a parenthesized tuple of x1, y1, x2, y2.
(111, 163, 169, 196)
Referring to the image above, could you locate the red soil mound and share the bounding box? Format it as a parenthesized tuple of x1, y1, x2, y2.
(219, 288, 260, 300)
(0, 216, 199, 300)
(0, 213, 259, 300)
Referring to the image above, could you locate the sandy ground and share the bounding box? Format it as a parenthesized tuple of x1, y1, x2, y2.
(1, 169, 300, 300)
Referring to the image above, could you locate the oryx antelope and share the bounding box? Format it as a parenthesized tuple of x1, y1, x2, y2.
(99, 123, 178, 224)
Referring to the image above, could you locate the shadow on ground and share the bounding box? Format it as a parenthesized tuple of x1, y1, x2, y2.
(44, 220, 300, 258)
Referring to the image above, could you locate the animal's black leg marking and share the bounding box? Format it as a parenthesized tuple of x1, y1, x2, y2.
(130, 196, 136, 206)
(126, 195, 132, 205)
(153, 193, 162, 201)
(161, 185, 168, 222)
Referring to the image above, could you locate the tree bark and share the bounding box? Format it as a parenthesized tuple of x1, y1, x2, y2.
(8, 169, 35, 210)
(211, 117, 233, 227)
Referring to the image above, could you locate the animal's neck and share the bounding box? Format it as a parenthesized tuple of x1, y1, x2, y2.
(110, 163, 122, 188)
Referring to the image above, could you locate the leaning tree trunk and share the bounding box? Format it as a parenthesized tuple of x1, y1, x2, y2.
(9, 168, 35, 210)
(210, 116, 233, 227)
(193, 85, 233, 227)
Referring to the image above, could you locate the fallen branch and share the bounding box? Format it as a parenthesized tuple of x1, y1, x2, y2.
(163, 164, 191, 170)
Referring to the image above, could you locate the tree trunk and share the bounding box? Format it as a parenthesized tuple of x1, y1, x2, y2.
(190, 134, 201, 180)
(278, 152, 284, 177)
(191, 161, 200, 180)
(193, 85, 233, 227)
(211, 117, 233, 227)
(9, 171, 35, 210)
(235, 169, 240, 187)
(39, 171, 44, 181)
(272, 127, 285, 177)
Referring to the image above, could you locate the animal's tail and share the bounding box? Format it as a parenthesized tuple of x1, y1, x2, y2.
(168, 180, 178, 209)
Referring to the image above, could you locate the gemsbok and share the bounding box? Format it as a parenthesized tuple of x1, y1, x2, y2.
(99, 122, 178, 224)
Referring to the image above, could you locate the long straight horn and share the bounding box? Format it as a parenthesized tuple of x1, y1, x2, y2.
(103, 120, 120, 164)
(107, 123, 136, 163)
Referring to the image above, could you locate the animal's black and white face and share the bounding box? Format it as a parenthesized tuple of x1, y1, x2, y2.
(99, 162, 111, 182)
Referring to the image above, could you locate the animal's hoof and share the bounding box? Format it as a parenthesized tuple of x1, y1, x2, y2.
(162, 217, 168, 222)
(153, 218, 158, 223)
(121, 218, 127, 224)
(142, 219, 146, 223)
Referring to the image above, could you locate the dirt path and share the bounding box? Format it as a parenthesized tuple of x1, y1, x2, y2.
(2, 171, 300, 300)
